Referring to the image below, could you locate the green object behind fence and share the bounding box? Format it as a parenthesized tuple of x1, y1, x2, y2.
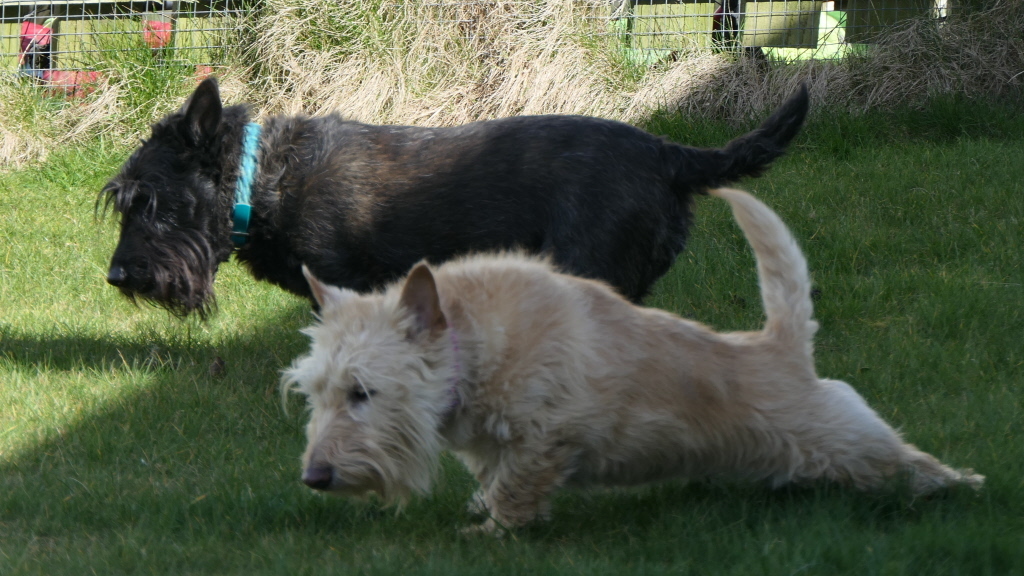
(742, 1, 823, 47)
(632, 0, 716, 52)
(838, 0, 936, 42)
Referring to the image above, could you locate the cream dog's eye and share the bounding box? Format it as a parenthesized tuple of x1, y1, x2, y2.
(348, 386, 377, 403)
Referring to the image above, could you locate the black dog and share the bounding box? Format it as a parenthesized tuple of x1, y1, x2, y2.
(103, 78, 808, 317)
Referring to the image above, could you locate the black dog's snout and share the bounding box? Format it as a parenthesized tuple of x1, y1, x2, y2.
(107, 264, 128, 287)
(302, 466, 333, 490)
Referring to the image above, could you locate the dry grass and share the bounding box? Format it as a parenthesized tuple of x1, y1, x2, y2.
(238, 0, 1024, 124)
(647, 0, 1024, 122)
(1, 0, 1021, 168)
(244, 0, 635, 123)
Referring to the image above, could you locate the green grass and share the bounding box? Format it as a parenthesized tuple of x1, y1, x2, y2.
(2, 98, 1023, 574)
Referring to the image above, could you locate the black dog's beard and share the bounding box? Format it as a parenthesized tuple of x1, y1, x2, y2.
(120, 228, 220, 319)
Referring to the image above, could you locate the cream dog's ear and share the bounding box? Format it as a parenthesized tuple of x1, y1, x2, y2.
(302, 265, 357, 310)
(398, 261, 447, 338)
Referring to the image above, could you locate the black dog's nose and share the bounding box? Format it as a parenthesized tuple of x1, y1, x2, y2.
(107, 265, 128, 287)
(105, 264, 128, 286)
(302, 466, 333, 490)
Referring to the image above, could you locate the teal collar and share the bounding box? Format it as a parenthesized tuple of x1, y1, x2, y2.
(231, 123, 262, 247)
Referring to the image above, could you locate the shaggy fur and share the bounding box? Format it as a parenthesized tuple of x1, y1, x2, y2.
(282, 187, 983, 532)
(102, 78, 808, 317)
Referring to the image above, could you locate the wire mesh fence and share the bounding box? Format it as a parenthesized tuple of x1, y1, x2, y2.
(1, 0, 245, 93)
(1, 0, 954, 94)
(584, 0, 951, 62)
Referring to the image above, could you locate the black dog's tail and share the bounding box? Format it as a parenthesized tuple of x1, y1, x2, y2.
(670, 84, 809, 191)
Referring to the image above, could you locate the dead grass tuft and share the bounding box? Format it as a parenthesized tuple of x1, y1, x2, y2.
(243, 0, 633, 123)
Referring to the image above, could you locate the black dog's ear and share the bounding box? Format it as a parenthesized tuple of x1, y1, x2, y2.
(399, 261, 447, 339)
(181, 77, 222, 145)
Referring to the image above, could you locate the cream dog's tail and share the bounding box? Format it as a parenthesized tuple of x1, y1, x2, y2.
(709, 188, 817, 354)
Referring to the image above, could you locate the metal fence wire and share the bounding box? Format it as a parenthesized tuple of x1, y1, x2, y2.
(1, 0, 950, 93)
(586, 0, 950, 62)
(1, 1, 243, 92)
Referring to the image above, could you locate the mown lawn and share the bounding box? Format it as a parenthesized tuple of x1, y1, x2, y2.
(1, 99, 1022, 575)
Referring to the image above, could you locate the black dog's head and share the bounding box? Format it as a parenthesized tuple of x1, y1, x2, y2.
(101, 78, 242, 318)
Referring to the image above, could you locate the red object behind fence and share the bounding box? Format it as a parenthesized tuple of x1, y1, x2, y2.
(143, 20, 174, 49)
(194, 65, 214, 82)
(43, 70, 102, 98)
(18, 21, 52, 64)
